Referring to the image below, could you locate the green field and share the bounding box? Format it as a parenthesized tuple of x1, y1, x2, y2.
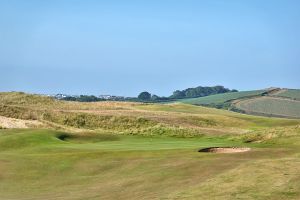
(1, 128, 300, 200)
(178, 90, 267, 107)
(273, 89, 300, 100)
(235, 97, 300, 118)
(1, 92, 300, 199)
(176, 89, 300, 119)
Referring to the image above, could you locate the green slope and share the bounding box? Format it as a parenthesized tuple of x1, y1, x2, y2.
(177, 88, 300, 119)
(273, 89, 300, 100)
(1, 128, 300, 199)
(1, 92, 300, 199)
(1, 128, 300, 200)
(234, 97, 300, 118)
(178, 90, 267, 107)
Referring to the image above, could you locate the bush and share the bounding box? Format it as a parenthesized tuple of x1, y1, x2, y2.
(138, 92, 151, 101)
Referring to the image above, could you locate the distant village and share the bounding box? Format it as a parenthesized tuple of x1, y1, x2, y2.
(46, 94, 126, 101)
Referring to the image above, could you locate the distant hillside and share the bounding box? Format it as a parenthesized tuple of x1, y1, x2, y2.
(234, 96, 300, 118)
(179, 88, 300, 119)
(179, 89, 267, 108)
(270, 89, 300, 100)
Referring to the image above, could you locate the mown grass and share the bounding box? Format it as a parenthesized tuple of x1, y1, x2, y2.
(0, 129, 300, 200)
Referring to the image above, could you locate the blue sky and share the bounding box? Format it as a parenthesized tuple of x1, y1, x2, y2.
(1, 0, 300, 96)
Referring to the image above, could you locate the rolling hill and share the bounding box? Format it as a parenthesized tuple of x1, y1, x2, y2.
(270, 89, 300, 100)
(234, 96, 300, 118)
(178, 88, 300, 119)
(0, 92, 300, 199)
(178, 89, 267, 107)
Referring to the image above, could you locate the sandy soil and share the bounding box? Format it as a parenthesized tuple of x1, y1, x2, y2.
(0, 116, 43, 128)
(198, 147, 251, 153)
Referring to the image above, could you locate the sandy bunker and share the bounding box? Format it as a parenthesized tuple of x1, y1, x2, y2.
(198, 147, 251, 153)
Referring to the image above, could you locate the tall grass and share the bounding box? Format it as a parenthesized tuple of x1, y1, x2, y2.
(1, 92, 299, 138)
(0, 92, 57, 106)
(0, 105, 39, 120)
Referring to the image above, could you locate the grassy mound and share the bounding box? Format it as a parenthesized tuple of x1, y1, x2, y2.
(0, 92, 299, 137)
(0, 92, 58, 107)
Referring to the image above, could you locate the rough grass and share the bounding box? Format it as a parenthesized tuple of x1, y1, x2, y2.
(42, 111, 157, 130)
(1, 92, 300, 199)
(1, 92, 299, 137)
(0, 104, 40, 120)
(0, 92, 59, 107)
(136, 103, 300, 128)
(238, 125, 300, 143)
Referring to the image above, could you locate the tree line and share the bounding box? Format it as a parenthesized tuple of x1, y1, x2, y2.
(137, 86, 238, 102)
(59, 85, 237, 102)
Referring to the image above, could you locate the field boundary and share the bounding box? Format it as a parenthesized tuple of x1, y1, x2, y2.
(232, 96, 300, 119)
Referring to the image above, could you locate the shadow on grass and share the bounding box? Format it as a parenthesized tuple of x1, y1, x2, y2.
(56, 132, 120, 143)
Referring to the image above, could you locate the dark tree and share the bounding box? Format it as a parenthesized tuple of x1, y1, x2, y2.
(171, 90, 186, 99)
(151, 94, 159, 101)
(138, 91, 151, 101)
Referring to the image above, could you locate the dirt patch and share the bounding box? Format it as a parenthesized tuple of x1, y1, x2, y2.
(0, 116, 43, 128)
(198, 147, 251, 153)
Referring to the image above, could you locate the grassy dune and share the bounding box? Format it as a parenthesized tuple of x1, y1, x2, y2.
(1, 92, 300, 199)
(1, 92, 298, 136)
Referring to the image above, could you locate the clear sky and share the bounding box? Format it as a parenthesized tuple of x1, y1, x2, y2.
(1, 0, 300, 96)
